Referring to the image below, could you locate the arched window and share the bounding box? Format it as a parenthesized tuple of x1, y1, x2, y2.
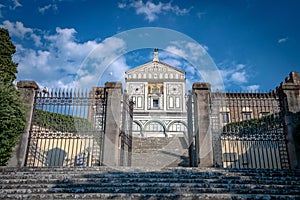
(144, 121, 164, 132)
(168, 122, 187, 132)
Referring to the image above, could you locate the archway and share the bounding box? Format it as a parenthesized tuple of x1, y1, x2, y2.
(167, 120, 188, 138)
(144, 120, 166, 137)
(167, 121, 188, 132)
(132, 120, 143, 137)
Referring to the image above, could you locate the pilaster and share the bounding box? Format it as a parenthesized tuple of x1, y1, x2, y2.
(192, 82, 214, 167)
(102, 82, 123, 166)
(7, 81, 39, 167)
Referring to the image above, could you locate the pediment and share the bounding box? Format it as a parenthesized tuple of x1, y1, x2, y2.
(126, 61, 185, 81)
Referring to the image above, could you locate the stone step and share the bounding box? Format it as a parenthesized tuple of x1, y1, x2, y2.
(1, 177, 299, 187)
(1, 166, 299, 174)
(1, 167, 300, 199)
(132, 136, 188, 167)
(1, 171, 300, 181)
(1, 182, 299, 192)
(1, 185, 300, 195)
(1, 169, 299, 178)
(0, 172, 300, 181)
(1, 193, 298, 200)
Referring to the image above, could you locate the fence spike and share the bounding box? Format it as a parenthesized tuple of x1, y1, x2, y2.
(62, 88, 65, 98)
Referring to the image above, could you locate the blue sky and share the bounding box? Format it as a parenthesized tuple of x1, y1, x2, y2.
(0, 0, 299, 91)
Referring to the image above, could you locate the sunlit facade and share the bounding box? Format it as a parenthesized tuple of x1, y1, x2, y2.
(125, 49, 187, 137)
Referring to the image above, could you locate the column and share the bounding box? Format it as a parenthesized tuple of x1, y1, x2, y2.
(193, 82, 214, 167)
(7, 81, 39, 167)
(102, 82, 123, 166)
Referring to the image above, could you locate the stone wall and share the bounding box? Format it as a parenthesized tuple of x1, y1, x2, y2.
(278, 72, 300, 169)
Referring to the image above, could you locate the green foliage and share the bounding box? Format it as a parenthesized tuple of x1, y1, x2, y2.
(0, 28, 18, 84)
(0, 82, 26, 165)
(223, 114, 281, 135)
(0, 28, 25, 165)
(0, 28, 26, 165)
(33, 109, 93, 133)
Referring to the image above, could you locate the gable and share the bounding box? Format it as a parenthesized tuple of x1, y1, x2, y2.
(126, 61, 185, 81)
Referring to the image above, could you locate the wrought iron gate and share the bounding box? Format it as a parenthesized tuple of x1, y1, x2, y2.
(25, 88, 106, 167)
(119, 93, 134, 166)
(211, 92, 290, 169)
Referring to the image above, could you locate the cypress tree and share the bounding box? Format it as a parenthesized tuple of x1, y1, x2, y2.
(0, 28, 26, 165)
(0, 28, 18, 84)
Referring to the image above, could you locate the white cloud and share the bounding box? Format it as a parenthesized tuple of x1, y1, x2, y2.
(2, 22, 107, 89)
(101, 56, 130, 87)
(231, 71, 247, 84)
(77, 37, 127, 88)
(118, 2, 126, 8)
(278, 37, 288, 43)
(119, 0, 192, 22)
(166, 41, 208, 63)
(1, 20, 42, 46)
(2, 20, 31, 38)
(0, 0, 21, 18)
(245, 85, 260, 91)
(158, 42, 225, 90)
(236, 64, 245, 70)
(10, 0, 22, 10)
(165, 46, 188, 59)
(160, 58, 182, 68)
(217, 61, 255, 90)
(38, 4, 58, 14)
(162, 2, 191, 15)
(45, 27, 98, 57)
(132, 1, 163, 22)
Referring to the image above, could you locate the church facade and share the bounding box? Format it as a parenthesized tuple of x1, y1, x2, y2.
(125, 49, 187, 137)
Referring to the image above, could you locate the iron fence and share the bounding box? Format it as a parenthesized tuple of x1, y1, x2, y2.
(211, 91, 289, 169)
(119, 93, 134, 166)
(25, 88, 106, 167)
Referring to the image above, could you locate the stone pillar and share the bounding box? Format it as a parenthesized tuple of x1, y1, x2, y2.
(7, 81, 39, 167)
(193, 83, 213, 167)
(278, 72, 300, 169)
(102, 82, 123, 167)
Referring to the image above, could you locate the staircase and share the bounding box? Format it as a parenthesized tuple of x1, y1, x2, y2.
(0, 167, 300, 199)
(132, 136, 189, 167)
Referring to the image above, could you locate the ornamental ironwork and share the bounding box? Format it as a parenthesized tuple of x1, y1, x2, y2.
(25, 88, 107, 167)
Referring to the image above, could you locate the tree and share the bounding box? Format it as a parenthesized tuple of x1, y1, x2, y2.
(0, 82, 26, 165)
(0, 28, 26, 165)
(0, 28, 18, 84)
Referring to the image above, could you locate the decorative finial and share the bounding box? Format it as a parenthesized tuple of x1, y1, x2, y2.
(153, 48, 159, 62)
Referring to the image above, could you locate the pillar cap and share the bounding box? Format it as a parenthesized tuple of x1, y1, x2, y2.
(105, 82, 123, 89)
(17, 81, 39, 90)
(192, 82, 211, 90)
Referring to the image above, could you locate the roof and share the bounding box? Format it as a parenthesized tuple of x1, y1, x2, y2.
(125, 60, 185, 75)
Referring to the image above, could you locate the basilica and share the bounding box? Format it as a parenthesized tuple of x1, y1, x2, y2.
(125, 49, 187, 137)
